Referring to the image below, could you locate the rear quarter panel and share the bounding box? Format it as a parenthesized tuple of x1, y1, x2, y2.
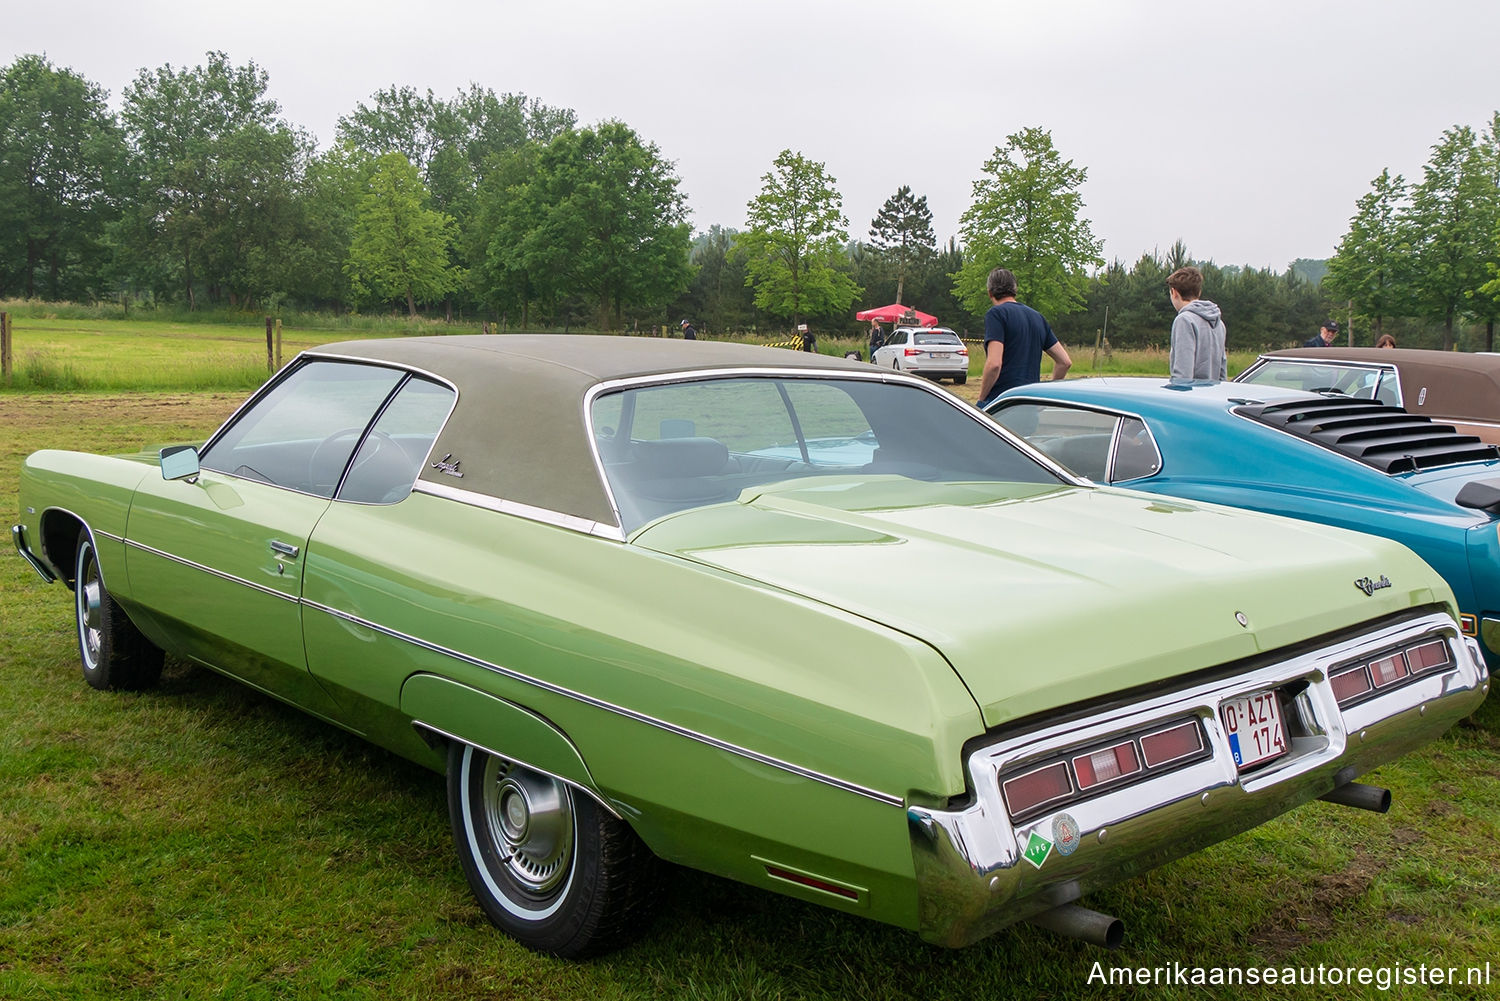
(298, 492, 986, 930)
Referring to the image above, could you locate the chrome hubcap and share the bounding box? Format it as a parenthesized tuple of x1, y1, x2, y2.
(481, 758, 574, 896)
(77, 551, 102, 669)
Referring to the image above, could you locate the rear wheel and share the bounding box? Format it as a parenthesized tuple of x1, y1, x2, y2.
(74, 533, 163, 691)
(446, 743, 660, 957)
(954, 374, 968, 385)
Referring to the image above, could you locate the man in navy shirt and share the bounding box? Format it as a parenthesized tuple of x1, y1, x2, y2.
(978, 268, 1071, 406)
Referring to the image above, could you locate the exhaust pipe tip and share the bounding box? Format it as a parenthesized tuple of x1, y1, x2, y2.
(1028, 902, 1125, 949)
(1319, 780, 1392, 813)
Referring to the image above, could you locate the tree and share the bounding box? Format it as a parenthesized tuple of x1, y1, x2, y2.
(0, 55, 123, 300)
(735, 149, 860, 326)
(1470, 113, 1500, 350)
(118, 51, 311, 308)
(501, 121, 690, 330)
(345, 152, 460, 316)
(676, 225, 755, 334)
(868, 185, 936, 305)
(339, 85, 576, 318)
(953, 127, 1103, 319)
(1325, 169, 1410, 340)
(1405, 124, 1496, 350)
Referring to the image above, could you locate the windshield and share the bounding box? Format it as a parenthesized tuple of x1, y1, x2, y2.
(592, 376, 1060, 532)
(1237, 359, 1398, 405)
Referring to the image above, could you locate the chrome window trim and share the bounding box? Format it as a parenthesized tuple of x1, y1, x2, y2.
(198, 354, 460, 485)
(411, 480, 625, 541)
(988, 396, 1165, 484)
(303, 598, 903, 807)
(583, 367, 1080, 530)
(124, 539, 300, 604)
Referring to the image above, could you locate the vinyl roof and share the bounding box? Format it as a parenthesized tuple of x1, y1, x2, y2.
(309, 335, 878, 527)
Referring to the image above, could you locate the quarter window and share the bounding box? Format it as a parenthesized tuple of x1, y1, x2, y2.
(339, 378, 456, 504)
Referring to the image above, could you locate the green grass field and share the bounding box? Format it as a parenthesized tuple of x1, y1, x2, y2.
(2, 321, 1497, 999)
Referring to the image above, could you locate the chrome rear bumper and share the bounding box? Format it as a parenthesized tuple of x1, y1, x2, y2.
(11, 523, 57, 583)
(908, 611, 1489, 947)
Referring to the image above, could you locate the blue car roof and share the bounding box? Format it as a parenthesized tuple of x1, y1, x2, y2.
(993, 377, 1500, 502)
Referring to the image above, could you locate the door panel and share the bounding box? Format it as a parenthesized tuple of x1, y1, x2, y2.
(125, 472, 337, 712)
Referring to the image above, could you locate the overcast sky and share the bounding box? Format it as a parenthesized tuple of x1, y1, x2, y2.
(7, 1, 1497, 271)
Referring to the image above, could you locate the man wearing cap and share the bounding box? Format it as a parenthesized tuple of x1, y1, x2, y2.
(680, 319, 697, 340)
(1304, 320, 1340, 347)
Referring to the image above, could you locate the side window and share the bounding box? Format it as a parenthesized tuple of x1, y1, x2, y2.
(1110, 417, 1162, 481)
(339, 378, 456, 504)
(992, 403, 1117, 481)
(1374, 372, 1400, 407)
(200, 362, 404, 496)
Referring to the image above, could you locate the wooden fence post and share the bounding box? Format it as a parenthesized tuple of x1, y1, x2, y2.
(265, 317, 274, 373)
(1, 312, 11, 386)
(274, 319, 283, 370)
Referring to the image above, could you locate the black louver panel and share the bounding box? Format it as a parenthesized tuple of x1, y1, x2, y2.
(1235, 397, 1500, 474)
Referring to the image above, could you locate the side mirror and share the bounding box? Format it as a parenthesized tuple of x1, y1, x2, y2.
(159, 444, 201, 481)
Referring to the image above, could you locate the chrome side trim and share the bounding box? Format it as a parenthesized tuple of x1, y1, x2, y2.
(907, 610, 1487, 947)
(124, 539, 299, 604)
(11, 524, 57, 583)
(304, 598, 903, 807)
(410, 720, 622, 819)
(411, 480, 626, 541)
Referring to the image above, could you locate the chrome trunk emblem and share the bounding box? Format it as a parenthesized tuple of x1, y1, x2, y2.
(1354, 575, 1392, 596)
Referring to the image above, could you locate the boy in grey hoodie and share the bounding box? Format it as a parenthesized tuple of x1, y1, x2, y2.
(1166, 266, 1227, 383)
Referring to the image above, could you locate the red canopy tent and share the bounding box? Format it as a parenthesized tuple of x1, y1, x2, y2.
(855, 303, 938, 327)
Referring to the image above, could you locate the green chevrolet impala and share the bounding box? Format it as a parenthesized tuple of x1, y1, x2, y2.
(12, 336, 1490, 955)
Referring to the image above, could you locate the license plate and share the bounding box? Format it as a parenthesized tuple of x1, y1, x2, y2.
(1220, 690, 1287, 769)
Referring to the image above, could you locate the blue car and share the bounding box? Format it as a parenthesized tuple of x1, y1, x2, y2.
(987, 378, 1500, 671)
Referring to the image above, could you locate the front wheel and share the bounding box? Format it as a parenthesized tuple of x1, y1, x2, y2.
(74, 532, 164, 691)
(446, 743, 660, 957)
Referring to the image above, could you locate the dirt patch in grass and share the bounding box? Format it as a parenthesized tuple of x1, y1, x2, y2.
(1246, 851, 1383, 959)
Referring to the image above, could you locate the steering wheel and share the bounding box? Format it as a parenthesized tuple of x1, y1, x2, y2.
(307, 428, 396, 494)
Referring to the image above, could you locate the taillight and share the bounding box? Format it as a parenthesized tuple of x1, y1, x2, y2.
(999, 717, 1207, 822)
(1139, 719, 1204, 768)
(1368, 653, 1406, 688)
(1072, 741, 1141, 790)
(1330, 663, 1373, 703)
(1406, 639, 1449, 673)
(1001, 761, 1072, 818)
(958, 346, 969, 356)
(1330, 635, 1455, 708)
(904, 348, 920, 357)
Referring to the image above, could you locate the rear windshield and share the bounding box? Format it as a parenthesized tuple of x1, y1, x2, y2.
(914, 332, 962, 346)
(592, 375, 1060, 532)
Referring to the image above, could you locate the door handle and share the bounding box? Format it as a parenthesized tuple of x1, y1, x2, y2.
(269, 540, 300, 558)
